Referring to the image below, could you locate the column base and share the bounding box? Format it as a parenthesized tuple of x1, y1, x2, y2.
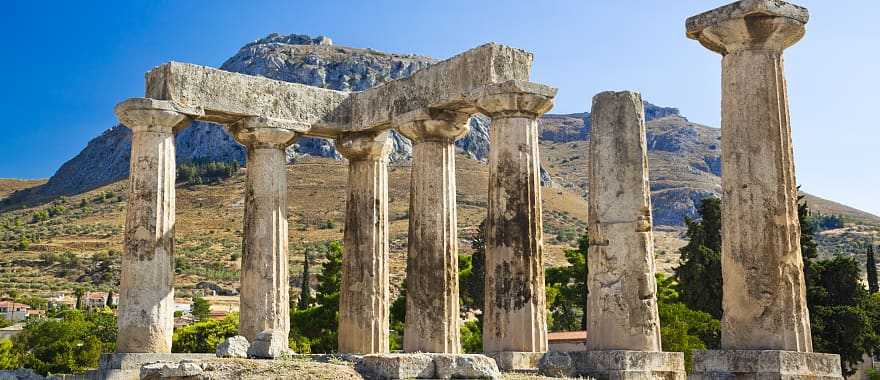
(690, 350, 842, 380)
(358, 353, 501, 379)
(486, 351, 546, 372)
(539, 350, 685, 380)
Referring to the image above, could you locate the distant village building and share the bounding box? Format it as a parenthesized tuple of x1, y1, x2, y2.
(84, 292, 114, 309)
(547, 330, 587, 352)
(48, 294, 77, 310)
(0, 323, 24, 340)
(204, 296, 239, 320)
(0, 301, 29, 322)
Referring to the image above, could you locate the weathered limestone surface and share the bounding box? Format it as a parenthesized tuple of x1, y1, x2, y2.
(478, 82, 555, 354)
(358, 353, 501, 380)
(687, 0, 813, 352)
(488, 351, 545, 372)
(337, 131, 392, 354)
(586, 91, 661, 351)
(144, 44, 533, 137)
(540, 351, 686, 380)
(145, 62, 350, 134)
(350, 44, 533, 129)
(231, 117, 298, 353)
(690, 350, 842, 380)
(114, 98, 197, 353)
(398, 109, 470, 353)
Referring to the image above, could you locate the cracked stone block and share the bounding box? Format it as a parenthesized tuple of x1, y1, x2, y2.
(247, 330, 290, 359)
(216, 335, 249, 358)
(359, 353, 435, 379)
(432, 354, 501, 379)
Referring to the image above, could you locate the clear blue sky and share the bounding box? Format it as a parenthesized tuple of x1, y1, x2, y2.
(1, 1, 877, 215)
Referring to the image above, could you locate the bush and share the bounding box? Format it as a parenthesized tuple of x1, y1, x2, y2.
(11, 309, 116, 375)
(30, 211, 49, 224)
(177, 159, 240, 185)
(0, 339, 16, 370)
(172, 314, 239, 353)
(16, 236, 30, 250)
(460, 320, 482, 353)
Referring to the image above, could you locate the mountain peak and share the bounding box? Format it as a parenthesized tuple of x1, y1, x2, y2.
(246, 33, 333, 48)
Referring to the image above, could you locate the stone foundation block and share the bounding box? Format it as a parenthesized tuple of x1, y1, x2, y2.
(359, 353, 435, 379)
(538, 350, 685, 380)
(690, 350, 843, 380)
(486, 351, 545, 372)
(247, 330, 290, 359)
(358, 353, 501, 379)
(433, 354, 501, 379)
(216, 335, 249, 358)
(94, 353, 216, 380)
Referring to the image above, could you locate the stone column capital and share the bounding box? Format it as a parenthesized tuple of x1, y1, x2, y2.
(336, 131, 393, 161)
(686, 0, 808, 55)
(395, 108, 470, 144)
(474, 80, 556, 119)
(230, 116, 302, 149)
(114, 98, 202, 133)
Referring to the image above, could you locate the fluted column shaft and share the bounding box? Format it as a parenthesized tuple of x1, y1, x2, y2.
(687, 6, 812, 351)
(337, 132, 392, 354)
(232, 117, 298, 354)
(114, 99, 191, 353)
(478, 90, 554, 353)
(398, 109, 470, 353)
(587, 91, 661, 351)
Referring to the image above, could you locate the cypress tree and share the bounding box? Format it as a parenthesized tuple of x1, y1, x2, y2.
(299, 249, 312, 309)
(674, 197, 723, 319)
(867, 244, 878, 294)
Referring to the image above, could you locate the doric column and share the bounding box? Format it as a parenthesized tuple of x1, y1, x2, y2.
(687, 0, 812, 351)
(587, 91, 661, 351)
(397, 109, 470, 353)
(230, 116, 298, 357)
(477, 81, 554, 354)
(336, 131, 392, 354)
(114, 98, 197, 353)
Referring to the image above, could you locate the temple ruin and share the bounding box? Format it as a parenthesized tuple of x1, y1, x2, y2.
(113, 43, 555, 365)
(108, 0, 845, 379)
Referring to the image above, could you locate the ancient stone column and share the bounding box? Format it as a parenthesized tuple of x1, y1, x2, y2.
(231, 117, 298, 357)
(586, 91, 661, 351)
(476, 82, 554, 358)
(114, 98, 195, 353)
(336, 131, 392, 354)
(687, 0, 812, 352)
(397, 109, 470, 354)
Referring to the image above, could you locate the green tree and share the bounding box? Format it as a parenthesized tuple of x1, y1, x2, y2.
(191, 296, 211, 321)
(674, 197, 723, 319)
(74, 287, 85, 310)
(289, 241, 343, 353)
(460, 219, 487, 312)
(172, 313, 239, 353)
(11, 310, 116, 375)
(807, 255, 880, 375)
(389, 287, 406, 351)
(299, 249, 312, 309)
(867, 244, 878, 294)
(545, 234, 589, 331)
(0, 339, 17, 370)
(0, 316, 12, 329)
(655, 273, 721, 371)
(460, 320, 482, 353)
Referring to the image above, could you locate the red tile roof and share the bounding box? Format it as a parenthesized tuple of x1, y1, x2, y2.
(548, 330, 587, 343)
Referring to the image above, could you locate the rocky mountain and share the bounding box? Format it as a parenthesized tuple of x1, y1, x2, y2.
(6, 33, 872, 228)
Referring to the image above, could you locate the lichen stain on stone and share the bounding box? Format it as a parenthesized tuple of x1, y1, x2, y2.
(493, 261, 531, 312)
(492, 151, 532, 257)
